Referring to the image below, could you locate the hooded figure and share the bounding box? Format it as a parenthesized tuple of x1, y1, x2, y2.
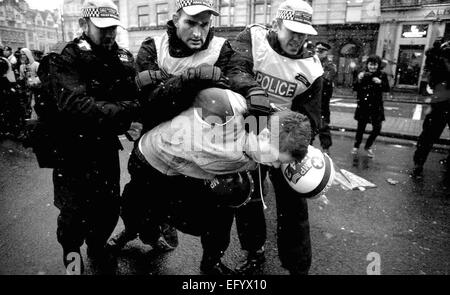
(19, 48, 40, 87)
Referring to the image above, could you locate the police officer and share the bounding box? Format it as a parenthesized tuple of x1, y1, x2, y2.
(315, 41, 336, 155)
(413, 42, 450, 177)
(48, 0, 139, 273)
(108, 0, 239, 275)
(227, 0, 323, 275)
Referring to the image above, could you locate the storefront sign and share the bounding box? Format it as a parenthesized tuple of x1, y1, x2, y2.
(401, 24, 428, 38)
(425, 8, 450, 18)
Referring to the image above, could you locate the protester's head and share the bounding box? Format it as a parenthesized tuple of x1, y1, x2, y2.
(32, 50, 44, 62)
(273, 0, 317, 56)
(366, 54, 382, 73)
(173, 0, 219, 50)
(315, 41, 330, 59)
(20, 48, 34, 64)
(79, 0, 122, 50)
(256, 110, 311, 168)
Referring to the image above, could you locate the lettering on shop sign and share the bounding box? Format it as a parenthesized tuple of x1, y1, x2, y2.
(426, 9, 450, 18)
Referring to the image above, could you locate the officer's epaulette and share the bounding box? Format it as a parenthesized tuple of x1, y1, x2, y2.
(118, 47, 132, 57)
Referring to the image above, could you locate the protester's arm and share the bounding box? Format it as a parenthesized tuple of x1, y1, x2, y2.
(291, 77, 323, 137)
(55, 45, 139, 134)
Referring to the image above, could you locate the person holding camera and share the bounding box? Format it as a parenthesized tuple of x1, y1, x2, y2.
(351, 55, 390, 158)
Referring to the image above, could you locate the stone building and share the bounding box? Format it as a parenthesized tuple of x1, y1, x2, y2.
(0, 0, 61, 52)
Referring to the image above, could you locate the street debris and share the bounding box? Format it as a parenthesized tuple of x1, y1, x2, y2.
(386, 178, 399, 185)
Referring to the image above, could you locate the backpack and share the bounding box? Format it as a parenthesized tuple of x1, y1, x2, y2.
(23, 52, 64, 168)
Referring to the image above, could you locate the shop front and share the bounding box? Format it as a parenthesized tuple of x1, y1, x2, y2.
(377, 2, 450, 93)
(395, 24, 428, 89)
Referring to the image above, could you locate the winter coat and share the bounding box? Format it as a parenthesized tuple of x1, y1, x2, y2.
(353, 70, 390, 122)
(225, 26, 324, 136)
(19, 48, 40, 88)
(46, 34, 140, 164)
(135, 20, 235, 131)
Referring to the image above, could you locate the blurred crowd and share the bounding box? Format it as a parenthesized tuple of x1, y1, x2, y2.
(0, 45, 43, 140)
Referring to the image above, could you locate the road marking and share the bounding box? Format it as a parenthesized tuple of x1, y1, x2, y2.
(330, 98, 343, 103)
(331, 101, 399, 111)
(331, 102, 357, 108)
(412, 104, 422, 120)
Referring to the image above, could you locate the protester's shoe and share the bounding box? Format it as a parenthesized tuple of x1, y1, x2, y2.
(200, 260, 236, 275)
(87, 245, 117, 275)
(235, 248, 265, 275)
(366, 148, 375, 158)
(150, 235, 176, 252)
(63, 247, 84, 275)
(351, 147, 359, 155)
(106, 229, 136, 253)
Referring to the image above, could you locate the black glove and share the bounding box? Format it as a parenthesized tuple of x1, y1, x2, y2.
(247, 94, 273, 116)
(135, 70, 167, 90)
(181, 64, 222, 82)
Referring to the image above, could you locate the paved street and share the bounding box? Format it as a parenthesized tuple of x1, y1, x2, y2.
(0, 131, 449, 275)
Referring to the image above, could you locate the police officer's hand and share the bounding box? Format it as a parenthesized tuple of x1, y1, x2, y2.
(247, 94, 272, 117)
(181, 64, 222, 82)
(135, 70, 168, 90)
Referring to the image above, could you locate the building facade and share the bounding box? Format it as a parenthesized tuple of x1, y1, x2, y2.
(0, 0, 62, 52)
(123, 0, 380, 87)
(377, 0, 450, 92)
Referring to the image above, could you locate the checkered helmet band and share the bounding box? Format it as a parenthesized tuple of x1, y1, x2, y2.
(82, 7, 119, 20)
(276, 8, 312, 25)
(176, 0, 214, 10)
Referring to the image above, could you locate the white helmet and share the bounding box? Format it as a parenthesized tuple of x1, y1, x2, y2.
(281, 145, 335, 198)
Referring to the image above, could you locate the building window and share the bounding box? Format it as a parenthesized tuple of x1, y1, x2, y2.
(138, 5, 149, 27)
(346, 0, 363, 23)
(219, 0, 234, 26)
(253, 0, 271, 25)
(156, 3, 168, 26)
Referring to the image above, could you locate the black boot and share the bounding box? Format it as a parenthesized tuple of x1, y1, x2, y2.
(200, 260, 235, 275)
(87, 244, 117, 275)
(235, 247, 265, 275)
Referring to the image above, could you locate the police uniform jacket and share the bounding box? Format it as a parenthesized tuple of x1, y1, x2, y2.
(53, 34, 139, 163)
(225, 26, 324, 136)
